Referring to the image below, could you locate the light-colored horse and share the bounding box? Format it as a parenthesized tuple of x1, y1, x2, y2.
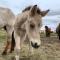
(13, 5, 49, 60)
(0, 7, 15, 55)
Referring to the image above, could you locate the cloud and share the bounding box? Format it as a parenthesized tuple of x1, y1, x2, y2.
(0, 0, 60, 14)
(0, 0, 60, 30)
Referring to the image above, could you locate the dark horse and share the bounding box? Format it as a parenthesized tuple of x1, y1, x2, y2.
(45, 26, 53, 37)
(56, 23, 60, 40)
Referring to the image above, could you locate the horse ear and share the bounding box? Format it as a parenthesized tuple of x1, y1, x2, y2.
(30, 5, 37, 16)
(41, 9, 50, 17)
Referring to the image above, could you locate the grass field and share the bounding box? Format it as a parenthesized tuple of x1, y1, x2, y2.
(0, 30, 60, 60)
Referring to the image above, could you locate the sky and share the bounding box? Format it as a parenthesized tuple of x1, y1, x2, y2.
(0, 0, 60, 14)
(0, 0, 60, 31)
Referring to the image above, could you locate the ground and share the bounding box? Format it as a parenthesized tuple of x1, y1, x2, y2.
(0, 30, 60, 60)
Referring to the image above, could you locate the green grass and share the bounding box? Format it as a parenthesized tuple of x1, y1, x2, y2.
(0, 29, 6, 41)
(0, 30, 60, 60)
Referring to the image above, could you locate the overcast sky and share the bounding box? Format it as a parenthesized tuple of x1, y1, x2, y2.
(0, 0, 60, 14)
(0, 0, 60, 31)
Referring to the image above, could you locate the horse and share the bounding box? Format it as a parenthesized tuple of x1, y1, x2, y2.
(56, 23, 60, 40)
(13, 5, 49, 60)
(0, 7, 15, 55)
(45, 26, 53, 37)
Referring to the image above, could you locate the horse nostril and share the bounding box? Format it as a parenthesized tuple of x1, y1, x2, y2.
(35, 43, 37, 46)
(31, 41, 40, 49)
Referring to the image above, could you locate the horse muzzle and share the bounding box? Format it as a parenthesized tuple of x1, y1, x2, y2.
(31, 41, 40, 49)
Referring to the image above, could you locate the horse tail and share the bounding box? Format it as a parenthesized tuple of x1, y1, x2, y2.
(10, 31, 15, 53)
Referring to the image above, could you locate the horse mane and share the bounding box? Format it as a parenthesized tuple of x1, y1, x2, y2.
(22, 6, 32, 12)
(22, 5, 41, 14)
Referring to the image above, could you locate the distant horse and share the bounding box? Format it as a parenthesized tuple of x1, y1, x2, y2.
(56, 23, 60, 40)
(13, 5, 49, 60)
(0, 7, 15, 55)
(45, 26, 53, 37)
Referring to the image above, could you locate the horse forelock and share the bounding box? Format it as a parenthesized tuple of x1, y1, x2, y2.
(22, 5, 41, 15)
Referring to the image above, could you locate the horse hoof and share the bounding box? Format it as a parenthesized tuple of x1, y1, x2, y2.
(9, 48, 14, 53)
(9, 49, 14, 53)
(2, 51, 7, 55)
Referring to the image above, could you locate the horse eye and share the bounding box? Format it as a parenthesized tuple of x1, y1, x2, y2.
(30, 24, 35, 29)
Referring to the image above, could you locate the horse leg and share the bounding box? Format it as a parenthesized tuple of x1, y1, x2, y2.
(2, 26, 13, 55)
(58, 35, 60, 40)
(14, 32, 20, 60)
(10, 31, 15, 53)
(2, 33, 11, 55)
(10, 40, 15, 53)
(2, 26, 8, 55)
(2, 41, 11, 55)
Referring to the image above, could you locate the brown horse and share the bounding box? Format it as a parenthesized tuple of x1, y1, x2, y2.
(13, 5, 49, 60)
(45, 26, 53, 37)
